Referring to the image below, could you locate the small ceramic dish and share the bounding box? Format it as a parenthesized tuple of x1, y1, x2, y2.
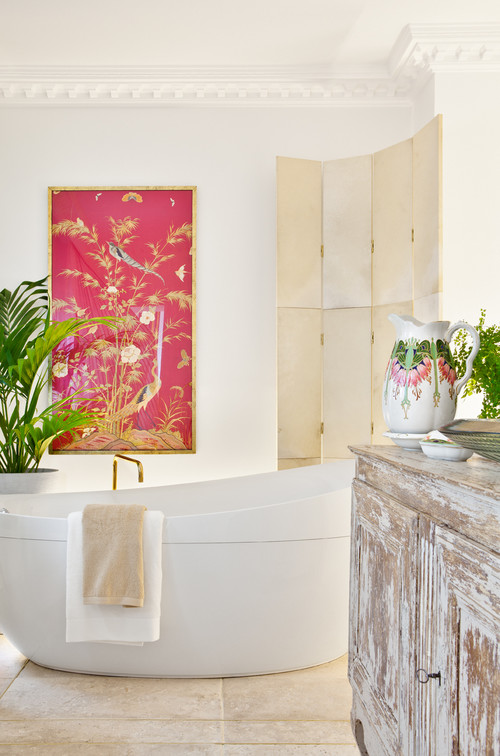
(419, 438, 473, 462)
(383, 431, 426, 451)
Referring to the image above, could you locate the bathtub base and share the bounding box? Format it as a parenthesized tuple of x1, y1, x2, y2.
(35, 657, 344, 679)
(0, 463, 353, 678)
(2, 538, 350, 678)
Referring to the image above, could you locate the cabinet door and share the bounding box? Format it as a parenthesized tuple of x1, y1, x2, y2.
(433, 526, 500, 755)
(349, 479, 419, 756)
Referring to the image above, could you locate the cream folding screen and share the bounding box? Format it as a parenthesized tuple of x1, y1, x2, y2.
(277, 116, 442, 468)
(322, 155, 373, 460)
(277, 157, 323, 466)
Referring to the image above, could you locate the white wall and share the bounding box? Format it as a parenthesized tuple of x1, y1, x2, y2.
(412, 77, 435, 134)
(414, 72, 500, 418)
(435, 73, 500, 327)
(0, 104, 412, 489)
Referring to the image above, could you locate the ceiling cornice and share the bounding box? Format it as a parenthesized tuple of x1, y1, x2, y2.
(0, 64, 411, 107)
(389, 22, 500, 93)
(1, 24, 499, 108)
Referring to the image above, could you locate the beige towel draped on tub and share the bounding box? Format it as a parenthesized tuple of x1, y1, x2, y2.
(66, 506, 164, 644)
(82, 503, 146, 607)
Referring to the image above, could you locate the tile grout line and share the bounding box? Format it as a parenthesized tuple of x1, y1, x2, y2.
(220, 676, 225, 746)
(0, 658, 29, 701)
(0, 742, 226, 747)
(0, 717, 228, 722)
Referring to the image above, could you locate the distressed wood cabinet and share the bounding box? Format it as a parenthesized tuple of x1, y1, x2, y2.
(348, 446, 500, 756)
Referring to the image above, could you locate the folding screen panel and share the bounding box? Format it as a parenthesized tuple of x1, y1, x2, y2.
(323, 156, 372, 310)
(322, 155, 372, 459)
(323, 307, 372, 459)
(277, 116, 442, 466)
(277, 157, 322, 309)
(278, 307, 322, 463)
(372, 138, 413, 307)
(371, 137, 414, 443)
(277, 157, 322, 468)
(413, 115, 442, 321)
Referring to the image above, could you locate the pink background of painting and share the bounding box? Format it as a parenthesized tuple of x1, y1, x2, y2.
(50, 188, 194, 450)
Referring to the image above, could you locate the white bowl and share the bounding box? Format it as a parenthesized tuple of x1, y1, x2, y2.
(419, 439, 473, 462)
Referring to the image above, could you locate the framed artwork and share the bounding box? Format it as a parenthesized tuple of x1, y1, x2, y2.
(48, 186, 196, 453)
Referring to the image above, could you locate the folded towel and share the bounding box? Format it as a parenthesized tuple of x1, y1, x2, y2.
(82, 503, 146, 607)
(66, 509, 164, 644)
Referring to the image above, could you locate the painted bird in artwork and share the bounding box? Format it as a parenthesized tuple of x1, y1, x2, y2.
(107, 242, 164, 284)
(109, 359, 162, 427)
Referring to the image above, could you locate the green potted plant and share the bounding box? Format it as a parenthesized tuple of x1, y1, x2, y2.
(0, 277, 115, 491)
(453, 309, 500, 419)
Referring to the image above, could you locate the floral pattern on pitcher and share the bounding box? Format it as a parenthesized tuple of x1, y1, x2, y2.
(384, 337, 458, 420)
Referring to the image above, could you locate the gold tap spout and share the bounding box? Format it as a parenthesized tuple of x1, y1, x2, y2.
(112, 454, 144, 490)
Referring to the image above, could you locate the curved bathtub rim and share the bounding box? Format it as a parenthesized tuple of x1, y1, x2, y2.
(0, 460, 355, 518)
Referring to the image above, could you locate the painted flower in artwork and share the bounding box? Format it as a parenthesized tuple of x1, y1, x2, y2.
(52, 362, 69, 378)
(120, 345, 141, 364)
(107, 285, 118, 294)
(140, 310, 155, 325)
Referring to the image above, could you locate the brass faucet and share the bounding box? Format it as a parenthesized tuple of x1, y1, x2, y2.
(112, 454, 144, 490)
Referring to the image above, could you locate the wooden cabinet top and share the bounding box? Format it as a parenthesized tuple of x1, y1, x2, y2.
(349, 446, 500, 555)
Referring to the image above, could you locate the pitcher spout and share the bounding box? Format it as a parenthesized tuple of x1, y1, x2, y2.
(388, 314, 424, 340)
(388, 313, 453, 342)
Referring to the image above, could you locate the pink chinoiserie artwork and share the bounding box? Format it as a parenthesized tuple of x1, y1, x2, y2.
(49, 187, 195, 453)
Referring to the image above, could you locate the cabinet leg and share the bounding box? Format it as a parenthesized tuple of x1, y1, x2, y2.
(354, 719, 369, 756)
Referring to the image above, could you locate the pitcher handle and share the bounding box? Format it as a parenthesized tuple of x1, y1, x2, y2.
(446, 321, 481, 397)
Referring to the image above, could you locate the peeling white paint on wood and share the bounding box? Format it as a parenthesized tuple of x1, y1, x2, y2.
(348, 446, 500, 756)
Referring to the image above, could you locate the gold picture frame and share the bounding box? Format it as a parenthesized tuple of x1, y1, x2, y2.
(48, 186, 196, 454)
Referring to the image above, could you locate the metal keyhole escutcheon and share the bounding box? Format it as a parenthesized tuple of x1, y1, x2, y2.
(416, 668, 442, 686)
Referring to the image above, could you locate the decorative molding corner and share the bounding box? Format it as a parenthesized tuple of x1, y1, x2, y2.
(390, 23, 500, 93)
(1, 24, 499, 107)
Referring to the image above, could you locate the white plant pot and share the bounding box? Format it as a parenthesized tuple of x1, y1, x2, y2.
(0, 469, 60, 495)
(0, 469, 61, 635)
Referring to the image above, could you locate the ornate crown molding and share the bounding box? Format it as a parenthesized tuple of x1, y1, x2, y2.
(0, 64, 410, 107)
(1, 24, 499, 107)
(390, 23, 500, 92)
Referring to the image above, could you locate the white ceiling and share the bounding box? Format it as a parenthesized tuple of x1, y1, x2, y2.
(2, 0, 500, 70)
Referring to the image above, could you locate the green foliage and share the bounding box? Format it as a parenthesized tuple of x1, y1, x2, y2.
(0, 278, 117, 473)
(453, 309, 500, 419)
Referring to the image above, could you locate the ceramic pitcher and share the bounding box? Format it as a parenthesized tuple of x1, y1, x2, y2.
(382, 315, 480, 435)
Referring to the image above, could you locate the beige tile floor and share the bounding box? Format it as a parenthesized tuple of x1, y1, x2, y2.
(0, 634, 358, 754)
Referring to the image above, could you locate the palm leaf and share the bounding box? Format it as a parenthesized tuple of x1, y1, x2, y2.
(20, 405, 101, 465)
(0, 278, 48, 355)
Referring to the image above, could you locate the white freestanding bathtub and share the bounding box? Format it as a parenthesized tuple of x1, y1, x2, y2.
(0, 462, 354, 678)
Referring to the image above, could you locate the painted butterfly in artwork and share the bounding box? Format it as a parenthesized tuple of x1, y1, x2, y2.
(122, 192, 143, 203)
(175, 264, 186, 281)
(177, 350, 191, 369)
